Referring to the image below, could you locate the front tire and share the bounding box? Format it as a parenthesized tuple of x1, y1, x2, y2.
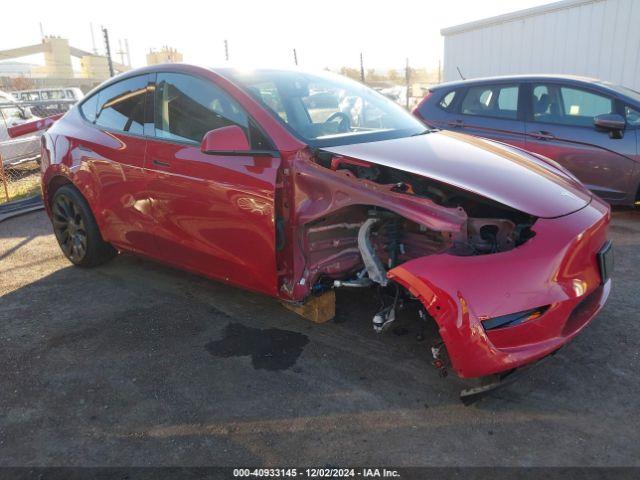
(51, 185, 117, 267)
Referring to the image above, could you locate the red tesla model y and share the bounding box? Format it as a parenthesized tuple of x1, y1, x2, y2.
(40, 64, 613, 399)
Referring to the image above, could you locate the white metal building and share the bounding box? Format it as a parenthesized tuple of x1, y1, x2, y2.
(441, 0, 640, 90)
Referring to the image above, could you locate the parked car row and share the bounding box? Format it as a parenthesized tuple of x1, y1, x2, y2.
(0, 91, 41, 166)
(12, 87, 84, 103)
(1, 89, 79, 166)
(38, 64, 615, 400)
(414, 75, 640, 206)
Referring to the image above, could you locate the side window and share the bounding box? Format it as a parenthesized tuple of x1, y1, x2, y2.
(154, 72, 249, 144)
(460, 85, 519, 119)
(95, 75, 148, 135)
(532, 84, 613, 127)
(497, 87, 518, 112)
(80, 95, 98, 122)
(249, 81, 287, 122)
(625, 106, 640, 127)
(438, 90, 456, 110)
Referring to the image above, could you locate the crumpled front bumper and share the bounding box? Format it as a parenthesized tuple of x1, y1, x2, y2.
(388, 197, 611, 379)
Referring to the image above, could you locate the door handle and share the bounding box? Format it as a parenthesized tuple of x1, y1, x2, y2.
(529, 131, 555, 141)
(152, 159, 171, 168)
(448, 119, 465, 128)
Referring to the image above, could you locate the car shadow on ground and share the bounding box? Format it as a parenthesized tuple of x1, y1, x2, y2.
(0, 209, 639, 465)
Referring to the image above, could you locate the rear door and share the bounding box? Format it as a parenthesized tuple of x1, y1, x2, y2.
(451, 83, 526, 149)
(524, 82, 637, 203)
(78, 74, 156, 254)
(145, 72, 281, 296)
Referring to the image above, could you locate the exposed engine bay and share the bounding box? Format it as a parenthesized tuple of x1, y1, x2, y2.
(303, 150, 537, 282)
(285, 149, 539, 382)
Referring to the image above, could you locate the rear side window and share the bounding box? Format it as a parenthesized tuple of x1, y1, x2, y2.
(438, 90, 457, 110)
(80, 95, 98, 122)
(460, 85, 519, 119)
(154, 72, 248, 144)
(532, 84, 613, 127)
(94, 75, 148, 135)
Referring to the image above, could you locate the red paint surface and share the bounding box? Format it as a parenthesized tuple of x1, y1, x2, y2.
(389, 196, 611, 377)
(41, 64, 612, 378)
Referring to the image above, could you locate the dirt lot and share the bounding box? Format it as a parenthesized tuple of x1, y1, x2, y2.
(1, 209, 639, 467)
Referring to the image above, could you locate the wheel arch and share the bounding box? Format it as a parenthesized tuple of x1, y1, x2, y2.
(44, 173, 108, 240)
(387, 264, 466, 375)
(43, 174, 74, 217)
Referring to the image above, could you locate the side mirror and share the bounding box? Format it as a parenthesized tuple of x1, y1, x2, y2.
(594, 113, 625, 131)
(201, 125, 250, 154)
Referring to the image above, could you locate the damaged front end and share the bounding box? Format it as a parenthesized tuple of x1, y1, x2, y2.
(281, 148, 539, 299)
(276, 133, 610, 403)
(278, 145, 553, 381)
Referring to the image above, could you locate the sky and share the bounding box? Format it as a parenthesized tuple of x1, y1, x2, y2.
(2, 0, 553, 72)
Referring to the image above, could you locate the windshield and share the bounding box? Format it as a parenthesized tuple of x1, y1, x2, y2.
(223, 69, 426, 147)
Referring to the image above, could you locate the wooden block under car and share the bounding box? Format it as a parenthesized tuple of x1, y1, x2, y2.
(282, 290, 336, 324)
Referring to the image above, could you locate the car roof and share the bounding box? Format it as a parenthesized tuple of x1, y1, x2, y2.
(430, 74, 640, 105)
(432, 74, 602, 89)
(87, 64, 322, 93)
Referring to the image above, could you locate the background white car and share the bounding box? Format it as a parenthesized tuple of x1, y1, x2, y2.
(0, 91, 41, 166)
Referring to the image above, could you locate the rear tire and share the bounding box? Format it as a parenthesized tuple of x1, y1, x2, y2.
(51, 185, 117, 267)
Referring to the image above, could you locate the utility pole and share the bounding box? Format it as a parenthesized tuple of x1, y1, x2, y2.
(293, 48, 298, 66)
(224, 40, 229, 61)
(102, 27, 114, 77)
(360, 52, 365, 83)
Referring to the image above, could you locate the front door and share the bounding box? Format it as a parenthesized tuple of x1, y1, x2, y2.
(144, 72, 281, 296)
(524, 83, 637, 203)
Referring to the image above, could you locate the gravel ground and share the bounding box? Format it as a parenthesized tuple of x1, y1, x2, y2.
(0, 209, 639, 467)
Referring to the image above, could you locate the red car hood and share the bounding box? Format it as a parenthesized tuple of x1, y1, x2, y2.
(322, 130, 592, 218)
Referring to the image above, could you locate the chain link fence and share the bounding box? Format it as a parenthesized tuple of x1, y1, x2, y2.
(0, 100, 75, 205)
